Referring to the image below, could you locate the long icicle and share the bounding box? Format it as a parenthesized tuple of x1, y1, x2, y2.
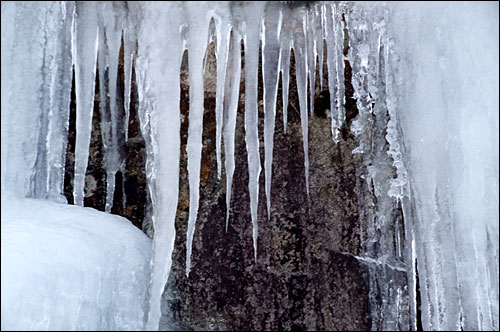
(280, 7, 292, 134)
(263, 3, 282, 220)
(100, 2, 124, 213)
(317, 2, 325, 90)
(45, 1, 74, 203)
(306, 7, 317, 117)
(334, 3, 346, 130)
(137, 2, 185, 330)
(242, 2, 265, 262)
(224, 29, 242, 232)
(123, 3, 137, 142)
(73, 1, 99, 206)
(214, 6, 231, 180)
(292, 6, 310, 197)
(185, 2, 211, 276)
(325, 2, 339, 142)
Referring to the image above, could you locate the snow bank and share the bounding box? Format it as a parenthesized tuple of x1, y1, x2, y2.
(1, 196, 151, 331)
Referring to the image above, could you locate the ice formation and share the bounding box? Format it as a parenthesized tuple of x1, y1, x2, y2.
(1, 1, 498, 331)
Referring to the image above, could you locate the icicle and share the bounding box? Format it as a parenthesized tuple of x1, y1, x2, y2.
(73, 2, 99, 206)
(185, 2, 211, 276)
(123, 4, 138, 142)
(291, 7, 310, 197)
(334, 3, 346, 130)
(214, 5, 231, 180)
(135, 2, 185, 330)
(262, 3, 282, 219)
(97, 12, 110, 211)
(317, 3, 325, 90)
(103, 3, 125, 213)
(242, 2, 265, 261)
(306, 7, 317, 117)
(280, 8, 292, 134)
(95, 2, 125, 213)
(223, 29, 242, 231)
(44, 2, 74, 203)
(324, 2, 339, 142)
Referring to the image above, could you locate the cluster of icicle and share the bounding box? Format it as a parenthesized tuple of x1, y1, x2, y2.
(135, 2, 349, 329)
(2, 2, 349, 330)
(2, 1, 498, 331)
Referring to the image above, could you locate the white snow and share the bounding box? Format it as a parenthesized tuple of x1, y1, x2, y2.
(1, 195, 151, 331)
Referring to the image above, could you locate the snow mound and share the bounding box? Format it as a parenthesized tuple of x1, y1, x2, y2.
(1, 196, 151, 331)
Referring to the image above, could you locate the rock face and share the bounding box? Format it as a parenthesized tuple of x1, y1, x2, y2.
(64, 42, 376, 331)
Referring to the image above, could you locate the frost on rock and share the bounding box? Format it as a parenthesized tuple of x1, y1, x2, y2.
(1, 1, 498, 331)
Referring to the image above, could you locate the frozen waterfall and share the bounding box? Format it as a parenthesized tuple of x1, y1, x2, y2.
(1, 1, 498, 331)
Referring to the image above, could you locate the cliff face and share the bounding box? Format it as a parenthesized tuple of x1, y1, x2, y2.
(63, 40, 394, 331)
